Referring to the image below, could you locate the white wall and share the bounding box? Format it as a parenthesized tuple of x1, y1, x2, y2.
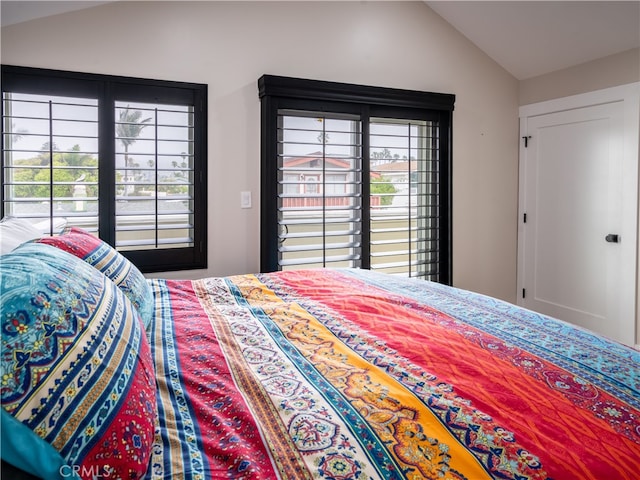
(519, 48, 640, 106)
(1, 1, 520, 302)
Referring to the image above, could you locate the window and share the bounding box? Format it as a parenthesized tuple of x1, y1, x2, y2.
(1, 66, 207, 272)
(259, 75, 454, 283)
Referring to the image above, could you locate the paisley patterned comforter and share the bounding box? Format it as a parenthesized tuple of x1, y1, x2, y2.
(145, 268, 640, 480)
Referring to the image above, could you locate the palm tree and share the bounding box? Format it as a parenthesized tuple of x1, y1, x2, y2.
(9, 123, 28, 145)
(117, 106, 152, 195)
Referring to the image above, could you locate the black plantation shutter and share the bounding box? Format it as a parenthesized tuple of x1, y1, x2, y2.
(260, 75, 454, 284)
(2, 92, 100, 235)
(369, 117, 442, 280)
(277, 110, 363, 269)
(114, 101, 196, 252)
(1, 65, 207, 273)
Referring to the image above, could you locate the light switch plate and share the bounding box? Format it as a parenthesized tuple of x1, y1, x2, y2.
(240, 190, 252, 209)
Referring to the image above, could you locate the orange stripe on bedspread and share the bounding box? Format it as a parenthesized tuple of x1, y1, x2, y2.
(269, 269, 640, 480)
(232, 275, 496, 480)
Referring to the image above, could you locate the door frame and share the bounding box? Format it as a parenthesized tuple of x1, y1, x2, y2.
(517, 82, 640, 347)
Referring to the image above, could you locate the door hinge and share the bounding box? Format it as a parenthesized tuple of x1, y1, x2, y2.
(522, 288, 526, 298)
(522, 135, 532, 147)
(523, 213, 527, 223)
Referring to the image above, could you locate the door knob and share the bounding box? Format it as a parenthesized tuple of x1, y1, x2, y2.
(605, 234, 620, 243)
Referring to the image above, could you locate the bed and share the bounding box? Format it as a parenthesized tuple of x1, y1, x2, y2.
(1, 223, 639, 480)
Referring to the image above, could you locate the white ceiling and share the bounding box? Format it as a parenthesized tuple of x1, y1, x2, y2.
(1, 1, 112, 27)
(426, 1, 640, 80)
(2, 1, 639, 80)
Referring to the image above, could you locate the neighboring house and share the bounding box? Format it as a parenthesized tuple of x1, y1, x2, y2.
(281, 152, 381, 208)
(370, 160, 417, 207)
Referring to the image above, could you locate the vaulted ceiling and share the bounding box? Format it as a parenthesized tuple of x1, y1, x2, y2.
(426, 1, 640, 80)
(2, 1, 639, 80)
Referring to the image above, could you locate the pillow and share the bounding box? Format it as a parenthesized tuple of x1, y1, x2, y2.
(0, 242, 156, 480)
(0, 217, 42, 254)
(34, 227, 154, 329)
(32, 217, 68, 235)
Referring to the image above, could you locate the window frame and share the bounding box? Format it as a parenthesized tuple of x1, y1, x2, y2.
(1, 65, 208, 273)
(258, 74, 454, 284)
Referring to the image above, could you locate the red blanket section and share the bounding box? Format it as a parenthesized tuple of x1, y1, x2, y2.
(162, 280, 278, 479)
(275, 270, 640, 480)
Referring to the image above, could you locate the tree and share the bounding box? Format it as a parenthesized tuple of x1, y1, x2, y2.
(371, 148, 408, 163)
(164, 153, 189, 195)
(117, 106, 152, 195)
(7, 123, 28, 149)
(370, 176, 397, 206)
(371, 148, 393, 161)
(316, 117, 329, 145)
(12, 144, 98, 199)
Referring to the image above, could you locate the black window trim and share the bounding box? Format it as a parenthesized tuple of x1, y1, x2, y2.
(258, 74, 454, 284)
(1, 65, 208, 273)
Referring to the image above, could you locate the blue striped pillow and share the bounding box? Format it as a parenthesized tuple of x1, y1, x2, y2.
(1, 242, 157, 479)
(35, 227, 154, 329)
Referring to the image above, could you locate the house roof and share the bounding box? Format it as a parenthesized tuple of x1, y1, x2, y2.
(371, 161, 416, 172)
(283, 152, 382, 179)
(283, 152, 352, 169)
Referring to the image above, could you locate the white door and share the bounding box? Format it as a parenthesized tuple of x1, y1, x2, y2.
(518, 85, 638, 346)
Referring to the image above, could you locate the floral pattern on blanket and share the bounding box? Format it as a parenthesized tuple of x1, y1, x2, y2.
(145, 269, 640, 480)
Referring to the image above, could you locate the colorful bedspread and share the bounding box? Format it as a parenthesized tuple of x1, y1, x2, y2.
(145, 268, 640, 480)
